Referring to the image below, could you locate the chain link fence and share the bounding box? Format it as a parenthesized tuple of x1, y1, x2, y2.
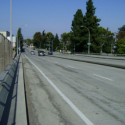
(0, 33, 13, 74)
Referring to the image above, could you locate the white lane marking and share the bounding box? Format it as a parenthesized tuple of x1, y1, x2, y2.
(25, 55, 94, 125)
(93, 74, 113, 81)
(67, 65, 74, 68)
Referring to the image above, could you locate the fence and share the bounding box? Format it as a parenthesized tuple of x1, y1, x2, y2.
(0, 33, 13, 74)
(0, 53, 20, 122)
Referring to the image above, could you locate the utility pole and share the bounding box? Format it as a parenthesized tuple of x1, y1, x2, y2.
(49, 41, 50, 51)
(52, 40, 53, 52)
(10, 0, 12, 43)
(63, 42, 64, 53)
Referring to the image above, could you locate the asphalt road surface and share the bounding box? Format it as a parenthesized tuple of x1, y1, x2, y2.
(22, 48, 125, 125)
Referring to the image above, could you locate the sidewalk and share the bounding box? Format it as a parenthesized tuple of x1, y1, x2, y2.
(15, 55, 27, 125)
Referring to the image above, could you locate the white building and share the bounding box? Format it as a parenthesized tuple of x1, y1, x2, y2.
(0, 31, 10, 37)
(0, 31, 16, 47)
(7, 36, 16, 47)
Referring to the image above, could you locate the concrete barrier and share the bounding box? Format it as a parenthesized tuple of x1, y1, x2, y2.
(48, 55, 125, 69)
(0, 54, 20, 122)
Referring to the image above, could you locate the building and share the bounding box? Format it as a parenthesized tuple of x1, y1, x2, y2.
(0, 31, 16, 48)
(7, 36, 16, 47)
(0, 31, 10, 37)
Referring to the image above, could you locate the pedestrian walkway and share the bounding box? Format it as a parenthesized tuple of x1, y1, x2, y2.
(15, 55, 27, 125)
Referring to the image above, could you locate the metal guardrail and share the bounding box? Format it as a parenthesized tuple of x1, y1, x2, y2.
(0, 33, 13, 74)
(0, 53, 20, 122)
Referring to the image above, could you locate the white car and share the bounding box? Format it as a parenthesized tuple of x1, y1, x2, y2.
(30, 51, 35, 55)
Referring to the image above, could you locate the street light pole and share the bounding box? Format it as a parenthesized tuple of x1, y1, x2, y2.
(52, 40, 53, 52)
(81, 26, 90, 54)
(49, 41, 50, 51)
(63, 42, 64, 53)
(88, 30, 90, 54)
(10, 0, 12, 43)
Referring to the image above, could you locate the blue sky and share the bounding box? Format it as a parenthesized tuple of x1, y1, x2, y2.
(0, 0, 125, 39)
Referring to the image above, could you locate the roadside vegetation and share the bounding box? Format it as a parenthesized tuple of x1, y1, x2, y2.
(22, 0, 125, 54)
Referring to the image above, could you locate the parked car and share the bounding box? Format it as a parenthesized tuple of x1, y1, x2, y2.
(30, 51, 35, 55)
(48, 51, 53, 55)
(38, 50, 45, 56)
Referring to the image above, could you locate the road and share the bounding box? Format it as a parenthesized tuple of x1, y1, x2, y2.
(22, 47, 125, 125)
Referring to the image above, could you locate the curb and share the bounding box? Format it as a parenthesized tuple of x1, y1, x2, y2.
(15, 55, 27, 125)
(75, 54, 125, 60)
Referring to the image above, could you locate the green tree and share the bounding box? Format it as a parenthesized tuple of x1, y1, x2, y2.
(45, 32, 54, 40)
(117, 31, 125, 40)
(116, 25, 125, 40)
(53, 34, 60, 51)
(45, 32, 54, 50)
(71, 9, 86, 52)
(117, 38, 125, 54)
(33, 32, 42, 48)
(17, 28, 23, 51)
(41, 30, 46, 48)
(61, 32, 71, 51)
(98, 27, 114, 53)
(85, 0, 101, 53)
(118, 25, 125, 33)
(24, 38, 32, 46)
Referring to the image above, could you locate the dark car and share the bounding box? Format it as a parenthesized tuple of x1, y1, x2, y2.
(38, 50, 45, 56)
(30, 51, 35, 55)
(48, 51, 53, 55)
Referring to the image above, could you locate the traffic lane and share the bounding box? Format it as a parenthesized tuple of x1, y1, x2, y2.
(22, 54, 87, 125)
(25, 52, 125, 106)
(40, 55, 125, 89)
(24, 53, 125, 125)
(51, 54, 125, 66)
(25, 51, 125, 91)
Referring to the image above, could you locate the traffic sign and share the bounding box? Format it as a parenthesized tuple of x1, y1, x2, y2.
(87, 43, 91, 45)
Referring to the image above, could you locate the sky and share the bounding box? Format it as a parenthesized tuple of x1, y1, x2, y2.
(0, 0, 125, 39)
